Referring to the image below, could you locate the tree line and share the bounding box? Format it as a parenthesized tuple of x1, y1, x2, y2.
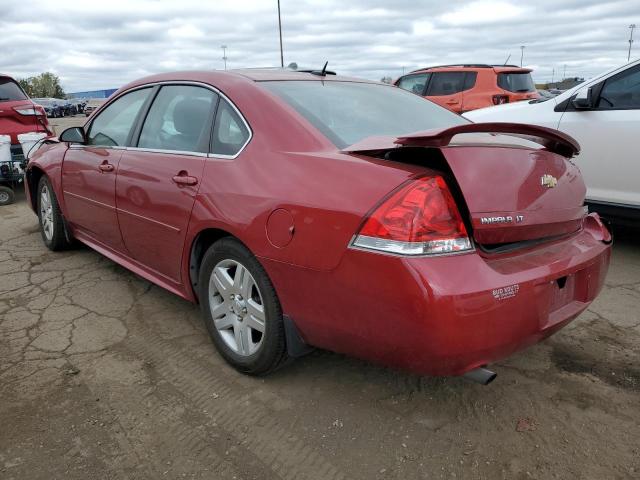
(18, 72, 66, 98)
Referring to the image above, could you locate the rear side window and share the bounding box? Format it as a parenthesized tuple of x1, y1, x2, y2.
(597, 65, 640, 110)
(427, 72, 467, 96)
(138, 85, 218, 153)
(0, 78, 28, 102)
(497, 73, 536, 93)
(396, 73, 430, 95)
(211, 99, 251, 156)
(88, 88, 151, 147)
(463, 72, 478, 90)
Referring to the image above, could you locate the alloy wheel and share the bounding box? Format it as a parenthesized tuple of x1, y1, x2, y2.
(208, 259, 266, 356)
(40, 185, 54, 241)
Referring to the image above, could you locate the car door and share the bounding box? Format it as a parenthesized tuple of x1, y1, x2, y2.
(115, 84, 218, 283)
(426, 72, 466, 113)
(62, 88, 152, 251)
(558, 64, 640, 206)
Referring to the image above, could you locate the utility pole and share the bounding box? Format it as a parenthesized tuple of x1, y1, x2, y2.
(563, 64, 567, 82)
(551, 67, 555, 86)
(221, 45, 228, 70)
(277, 0, 284, 67)
(629, 24, 636, 62)
(520, 45, 525, 67)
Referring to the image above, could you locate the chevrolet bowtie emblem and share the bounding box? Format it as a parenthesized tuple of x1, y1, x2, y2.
(541, 174, 558, 188)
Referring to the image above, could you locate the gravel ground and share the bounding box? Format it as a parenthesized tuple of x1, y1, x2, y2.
(1, 117, 639, 479)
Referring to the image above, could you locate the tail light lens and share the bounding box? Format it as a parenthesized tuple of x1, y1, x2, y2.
(352, 176, 473, 256)
(492, 94, 510, 105)
(13, 105, 46, 116)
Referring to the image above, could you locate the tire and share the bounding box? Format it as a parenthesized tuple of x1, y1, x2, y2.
(199, 237, 288, 375)
(0, 186, 15, 206)
(37, 176, 73, 251)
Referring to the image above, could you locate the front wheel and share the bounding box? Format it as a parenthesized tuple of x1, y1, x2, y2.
(199, 238, 288, 375)
(0, 186, 15, 206)
(37, 176, 73, 251)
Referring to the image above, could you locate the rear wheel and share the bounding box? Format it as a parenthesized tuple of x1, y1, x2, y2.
(0, 186, 15, 206)
(199, 238, 288, 375)
(37, 176, 73, 251)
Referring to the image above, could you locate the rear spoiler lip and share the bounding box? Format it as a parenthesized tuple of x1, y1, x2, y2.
(343, 122, 580, 158)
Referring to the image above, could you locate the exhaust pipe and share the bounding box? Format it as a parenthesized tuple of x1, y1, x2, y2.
(463, 367, 497, 385)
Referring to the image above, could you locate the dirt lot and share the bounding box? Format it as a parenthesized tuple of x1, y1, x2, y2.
(1, 118, 639, 479)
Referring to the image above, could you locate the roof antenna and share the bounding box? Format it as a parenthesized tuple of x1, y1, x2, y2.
(320, 61, 328, 76)
(503, 54, 511, 65)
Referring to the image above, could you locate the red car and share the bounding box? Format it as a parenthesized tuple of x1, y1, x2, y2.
(0, 73, 52, 158)
(24, 70, 611, 383)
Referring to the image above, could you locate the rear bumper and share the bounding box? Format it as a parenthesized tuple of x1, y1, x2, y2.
(262, 215, 611, 376)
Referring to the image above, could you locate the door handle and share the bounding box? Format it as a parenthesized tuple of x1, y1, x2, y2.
(172, 173, 198, 186)
(98, 163, 114, 172)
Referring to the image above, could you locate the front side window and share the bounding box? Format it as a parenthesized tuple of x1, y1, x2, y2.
(138, 85, 218, 153)
(87, 88, 151, 147)
(497, 72, 536, 93)
(427, 72, 467, 96)
(597, 65, 640, 110)
(0, 78, 28, 102)
(211, 99, 250, 156)
(396, 73, 430, 95)
(261, 80, 467, 149)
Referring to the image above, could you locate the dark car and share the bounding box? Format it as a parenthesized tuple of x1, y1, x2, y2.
(25, 70, 611, 383)
(33, 98, 65, 118)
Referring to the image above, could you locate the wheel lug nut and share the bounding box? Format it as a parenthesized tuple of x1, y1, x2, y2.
(242, 307, 247, 314)
(230, 294, 235, 300)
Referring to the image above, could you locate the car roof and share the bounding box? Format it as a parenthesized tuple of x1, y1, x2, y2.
(119, 69, 379, 93)
(408, 65, 532, 74)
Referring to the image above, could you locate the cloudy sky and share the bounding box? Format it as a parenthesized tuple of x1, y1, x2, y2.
(1, 0, 638, 92)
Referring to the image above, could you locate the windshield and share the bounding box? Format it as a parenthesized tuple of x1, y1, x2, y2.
(261, 80, 468, 149)
(497, 73, 536, 93)
(0, 77, 28, 102)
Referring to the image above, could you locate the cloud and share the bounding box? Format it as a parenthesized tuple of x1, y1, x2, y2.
(0, 0, 637, 92)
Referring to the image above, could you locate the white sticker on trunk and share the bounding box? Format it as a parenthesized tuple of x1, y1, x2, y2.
(492, 284, 520, 301)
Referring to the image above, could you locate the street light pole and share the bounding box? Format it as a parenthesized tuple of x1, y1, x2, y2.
(629, 24, 636, 62)
(277, 0, 284, 68)
(520, 45, 525, 67)
(221, 45, 228, 70)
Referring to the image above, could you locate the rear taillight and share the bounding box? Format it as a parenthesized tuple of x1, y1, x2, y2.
(352, 176, 472, 256)
(492, 94, 510, 105)
(13, 105, 46, 116)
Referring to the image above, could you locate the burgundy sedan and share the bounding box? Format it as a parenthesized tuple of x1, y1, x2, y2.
(25, 69, 611, 383)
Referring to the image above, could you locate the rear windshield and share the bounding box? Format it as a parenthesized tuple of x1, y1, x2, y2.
(0, 78, 28, 102)
(261, 81, 468, 149)
(497, 72, 536, 93)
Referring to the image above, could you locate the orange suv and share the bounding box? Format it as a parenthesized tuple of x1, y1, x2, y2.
(394, 64, 540, 113)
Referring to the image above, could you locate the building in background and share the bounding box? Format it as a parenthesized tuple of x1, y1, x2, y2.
(68, 88, 118, 99)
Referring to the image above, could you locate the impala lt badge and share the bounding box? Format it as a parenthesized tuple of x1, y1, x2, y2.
(541, 174, 558, 188)
(480, 215, 524, 225)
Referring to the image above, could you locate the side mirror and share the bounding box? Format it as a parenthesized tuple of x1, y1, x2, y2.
(572, 87, 593, 109)
(59, 126, 86, 144)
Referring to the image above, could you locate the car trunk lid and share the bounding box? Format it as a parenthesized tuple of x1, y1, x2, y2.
(344, 122, 586, 245)
(0, 76, 43, 144)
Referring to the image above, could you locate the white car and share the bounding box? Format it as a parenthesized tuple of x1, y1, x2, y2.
(465, 59, 640, 224)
